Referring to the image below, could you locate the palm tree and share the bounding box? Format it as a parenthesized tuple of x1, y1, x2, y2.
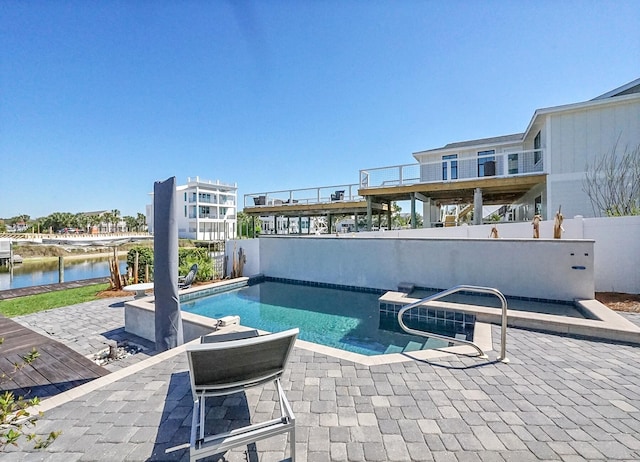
(111, 209, 121, 232)
(75, 213, 89, 233)
(136, 213, 147, 232)
(87, 214, 101, 234)
(123, 216, 137, 232)
(102, 212, 114, 233)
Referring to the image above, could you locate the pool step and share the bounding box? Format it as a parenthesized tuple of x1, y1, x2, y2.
(422, 337, 444, 349)
(403, 341, 424, 352)
(385, 335, 460, 354)
(384, 344, 405, 354)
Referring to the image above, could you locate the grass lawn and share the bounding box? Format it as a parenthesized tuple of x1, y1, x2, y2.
(0, 283, 110, 317)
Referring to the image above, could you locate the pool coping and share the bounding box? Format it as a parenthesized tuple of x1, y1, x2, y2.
(124, 278, 498, 365)
(380, 291, 640, 345)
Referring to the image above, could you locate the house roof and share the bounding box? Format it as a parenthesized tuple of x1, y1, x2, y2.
(414, 77, 640, 158)
(414, 133, 523, 156)
(591, 77, 640, 100)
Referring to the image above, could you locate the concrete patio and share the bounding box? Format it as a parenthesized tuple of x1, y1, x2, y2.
(5, 297, 640, 461)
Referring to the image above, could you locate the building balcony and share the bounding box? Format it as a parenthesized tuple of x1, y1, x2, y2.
(359, 149, 544, 190)
(244, 184, 362, 209)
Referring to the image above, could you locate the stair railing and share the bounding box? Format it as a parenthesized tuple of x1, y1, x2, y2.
(397, 284, 509, 362)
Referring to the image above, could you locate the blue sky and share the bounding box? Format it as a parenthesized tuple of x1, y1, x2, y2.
(1, 0, 639, 219)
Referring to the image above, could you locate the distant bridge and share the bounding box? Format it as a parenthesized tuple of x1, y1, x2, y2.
(0, 232, 153, 245)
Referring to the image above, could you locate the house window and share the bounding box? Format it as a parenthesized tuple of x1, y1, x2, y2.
(442, 154, 458, 180)
(535, 195, 542, 215)
(184, 205, 187, 217)
(199, 206, 211, 218)
(478, 150, 495, 177)
(534, 131, 542, 165)
(508, 153, 519, 175)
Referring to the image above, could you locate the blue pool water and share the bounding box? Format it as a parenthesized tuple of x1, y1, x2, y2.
(181, 281, 473, 356)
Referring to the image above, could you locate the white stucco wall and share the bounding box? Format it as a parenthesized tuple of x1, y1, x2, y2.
(350, 216, 639, 294)
(257, 236, 594, 301)
(582, 216, 640, 293)
(228, 216, 637, 296)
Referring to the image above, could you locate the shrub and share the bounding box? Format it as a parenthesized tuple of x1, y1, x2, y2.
(126, 246, 154, 282)
(178, 248, 214, 282)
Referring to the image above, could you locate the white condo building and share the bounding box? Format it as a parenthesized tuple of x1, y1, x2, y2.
(147, 177, 238, 241)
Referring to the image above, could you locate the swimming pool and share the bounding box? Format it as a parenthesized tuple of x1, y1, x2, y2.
(181, 281, 475, 356)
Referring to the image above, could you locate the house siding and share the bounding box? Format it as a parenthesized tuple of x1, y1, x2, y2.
(545, 98, 640, 217)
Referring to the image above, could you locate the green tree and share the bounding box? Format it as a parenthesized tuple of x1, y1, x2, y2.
(111, 209, 121, 232)
(123, 216, 137, 232)
(41, 212, 74, 233)
(102, 212, 114, 233)
(87, 214, 101, 233)
(74, 213, 89, 233)
(126, 246, 154, 282)
(179, 248, 215, 281)
(136, 213, 147, 232)
(236, 212, 253, 238)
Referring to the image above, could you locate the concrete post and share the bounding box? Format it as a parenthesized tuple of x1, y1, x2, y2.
(474, 188, 483, 225)
(410, 193, 417, 229)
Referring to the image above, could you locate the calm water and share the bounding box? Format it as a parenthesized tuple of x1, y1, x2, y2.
(181, 281, 466, 356)
(0, 258, 127, 290)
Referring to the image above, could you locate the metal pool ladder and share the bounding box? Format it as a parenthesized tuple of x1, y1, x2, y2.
(397, 285, 509, 363)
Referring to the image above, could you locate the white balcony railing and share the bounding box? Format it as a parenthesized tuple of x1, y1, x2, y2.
(359, 149, 544, 189)
(244, 184, 361, 208)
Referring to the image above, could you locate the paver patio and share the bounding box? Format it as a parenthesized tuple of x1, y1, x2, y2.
(4, 298, 640, 461)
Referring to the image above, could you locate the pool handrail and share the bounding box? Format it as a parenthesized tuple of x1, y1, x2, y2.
(397, 284, 509, 362)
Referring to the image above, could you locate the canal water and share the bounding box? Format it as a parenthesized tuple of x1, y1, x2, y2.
(0, 258, 128, 291)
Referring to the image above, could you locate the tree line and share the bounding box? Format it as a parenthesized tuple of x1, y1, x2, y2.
(0, 209, 148, 234)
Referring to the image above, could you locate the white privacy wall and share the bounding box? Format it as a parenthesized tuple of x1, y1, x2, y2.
(226, 216, 637, 296)
(256, 237, 594, 301)
(346, 216, 639, 294)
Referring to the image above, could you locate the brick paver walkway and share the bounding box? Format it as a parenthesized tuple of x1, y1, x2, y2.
(5, 300, 640, 461)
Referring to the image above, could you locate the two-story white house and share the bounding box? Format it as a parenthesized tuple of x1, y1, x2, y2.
(359, 78, 640, 228)
(147, 177, 238, 241)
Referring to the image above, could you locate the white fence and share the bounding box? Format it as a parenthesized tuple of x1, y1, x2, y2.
(227, 216, 639, 296)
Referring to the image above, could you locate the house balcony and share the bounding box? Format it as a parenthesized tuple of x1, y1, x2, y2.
(358, 149, 546, 205)
(244, 184, 362, 209)
(243, 183, 388, 219)
(360, 149, 544, 189)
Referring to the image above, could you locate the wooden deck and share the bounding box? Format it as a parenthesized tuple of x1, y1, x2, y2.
(0, 315, 109, 399)
(0, 277, 109, 301)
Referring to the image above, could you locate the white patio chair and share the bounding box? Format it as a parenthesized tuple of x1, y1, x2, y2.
(183, 328, 298, 462)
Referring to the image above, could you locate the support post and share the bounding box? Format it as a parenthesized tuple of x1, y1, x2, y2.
(386, 202, 392, 231)
(366, 197, 372, 231)
(58, 256, 64, 283)
(473, 188, 483, 225)
(410, 193, 417, 229)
